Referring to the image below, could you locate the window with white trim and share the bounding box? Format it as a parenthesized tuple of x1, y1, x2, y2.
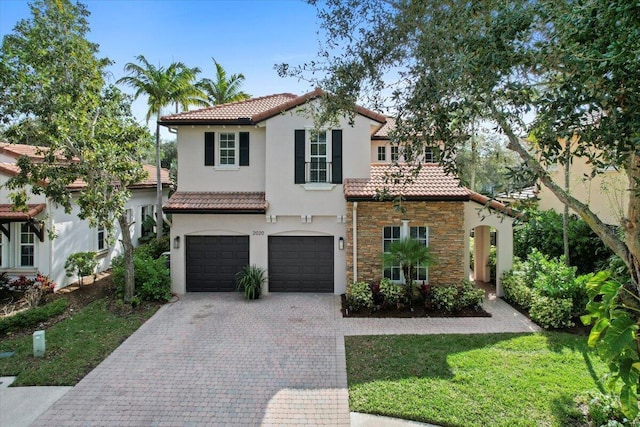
(424, 147, 437, 163)
(219, 132, 237, 166)
(309, 130, 328, 183)
(391, 146, 400, 162)
(383, 226, 401, 280)
(383, 224, 430, 282)
(141, 205, 155, 238)
(20, 223, 35, 267)
(0, 233, 4, 267)
(97, 226, 107, 251)
(377, 146, 386, 162)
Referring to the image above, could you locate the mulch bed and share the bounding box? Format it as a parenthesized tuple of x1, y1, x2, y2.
(341, 294, 491, 318)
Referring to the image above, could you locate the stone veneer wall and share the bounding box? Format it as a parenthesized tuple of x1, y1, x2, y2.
(345, 200, 466, 287)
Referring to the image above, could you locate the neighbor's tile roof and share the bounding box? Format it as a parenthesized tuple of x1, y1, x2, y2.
(0, 146, 169, 190)
(0, 203, 46, 220)
(0, 142, 76, 162)
(159, 89, 387, 125)
(344, 164, 469, 200)
(163, 192, 267, 213)
(372, 117, 395, 139)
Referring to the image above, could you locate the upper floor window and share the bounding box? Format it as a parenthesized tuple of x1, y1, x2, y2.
(309, 130, 328, 183)
(294, 129, 343, 186)
(377, 146, 386, 162)
(219, 133, 237, 166)
(204, 131, 250, 168)
(20, 223, 35, 267)
(424, 147, 438, 163)
(391, 146, 400, 162)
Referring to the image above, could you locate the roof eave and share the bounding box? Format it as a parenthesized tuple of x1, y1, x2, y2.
(162, 208, 266, 214)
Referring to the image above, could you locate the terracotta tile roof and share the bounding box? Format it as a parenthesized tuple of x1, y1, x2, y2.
(344, 164, 469, 201)
(0, 203, 46, 220)
(159, 89, 387, 125)
(372, 117, 395, 139)
(0, 142, 77, 162)
(0, 152, 169, 190)
(163, 192, 267, 214)
(468, 190, 520, 217)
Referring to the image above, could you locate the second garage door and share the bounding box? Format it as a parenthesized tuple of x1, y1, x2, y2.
(268, 236, 334, 292)
(186, 235, 249, 292)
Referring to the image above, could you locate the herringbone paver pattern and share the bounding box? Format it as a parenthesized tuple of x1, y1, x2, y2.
(31, 285, 538, 426)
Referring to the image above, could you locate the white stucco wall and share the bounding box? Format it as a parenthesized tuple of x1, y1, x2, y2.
(170, 214, 348, 295)
(263, 106, 375, 215)
(464, 202, 515, 297)
(175, 126, 266, 192)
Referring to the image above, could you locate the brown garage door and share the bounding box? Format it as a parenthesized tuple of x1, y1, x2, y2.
(186, 235, 249, 292)
(268, 236, 334, 292)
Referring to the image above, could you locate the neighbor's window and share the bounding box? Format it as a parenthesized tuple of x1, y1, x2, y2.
(20, 223, 35, 267)
(97, 226, 106, 251)
(309, 130, 328, 183)
(141, 205, 155, 237)
(391, 146, 400, 162)
(424, 147, 437, 163)
(219, 133, 236, 166)
(377, 146, 386, 162)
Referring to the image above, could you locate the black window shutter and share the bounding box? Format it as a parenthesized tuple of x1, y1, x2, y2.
(331, 129, 343, 184)
(294, 129, 305, 184)
(204, 132, 215, 166)
(239, 132, 250, 166)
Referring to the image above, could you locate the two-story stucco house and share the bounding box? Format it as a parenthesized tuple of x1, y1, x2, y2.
(0, 142, 171, 289)
(161, 90, 515, 296)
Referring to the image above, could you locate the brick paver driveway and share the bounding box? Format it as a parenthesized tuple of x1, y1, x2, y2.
(32, 294, 350, 426)
(31, 286, 537, 426)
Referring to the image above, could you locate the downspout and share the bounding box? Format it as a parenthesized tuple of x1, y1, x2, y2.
(352, 202, 358, 282)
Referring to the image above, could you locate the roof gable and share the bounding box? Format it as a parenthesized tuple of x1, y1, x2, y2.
(159, 89, 387, 126)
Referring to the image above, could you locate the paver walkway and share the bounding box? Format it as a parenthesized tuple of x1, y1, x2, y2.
(31, 286, 538, 426)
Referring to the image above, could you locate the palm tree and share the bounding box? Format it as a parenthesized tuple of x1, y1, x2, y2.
(198, 58, 250, 105)
(383, 238, 435, 301)
(117, 55, 204, 239)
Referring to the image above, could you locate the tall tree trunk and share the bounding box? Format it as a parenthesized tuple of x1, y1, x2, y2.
(118, 213, 135, 303)
(563, 148, 570, 265)
(155, 119, 163, 240)
(470, 134, 477, 192)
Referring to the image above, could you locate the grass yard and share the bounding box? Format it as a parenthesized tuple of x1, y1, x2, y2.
(0, 298, 159, 386)
(346, 333, 606, 427)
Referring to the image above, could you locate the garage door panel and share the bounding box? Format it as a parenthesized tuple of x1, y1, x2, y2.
(186, 235, 249, 292)
(268, 236, 334, 293)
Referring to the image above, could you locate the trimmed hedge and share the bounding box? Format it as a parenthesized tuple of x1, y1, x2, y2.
(0, 297, 68, 335)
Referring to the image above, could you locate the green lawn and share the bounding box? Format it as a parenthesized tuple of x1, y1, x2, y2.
(0, 298, 159, 386)
(346, 333, 605, 427)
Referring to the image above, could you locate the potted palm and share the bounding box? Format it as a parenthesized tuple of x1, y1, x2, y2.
(382, 238, 435, 306)
(235, 265, 267, 300)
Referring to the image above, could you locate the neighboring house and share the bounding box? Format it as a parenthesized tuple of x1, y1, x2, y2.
(160, 89, 515, 296)
(536, 156, 628, 226)
(0, 142, 171, 289)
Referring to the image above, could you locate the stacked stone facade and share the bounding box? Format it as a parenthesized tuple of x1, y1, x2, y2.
(345, 200, 466, 287)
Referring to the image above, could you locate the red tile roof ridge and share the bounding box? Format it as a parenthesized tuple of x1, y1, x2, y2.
(467, 190, 520, 218)
(0, 203, 46, 220)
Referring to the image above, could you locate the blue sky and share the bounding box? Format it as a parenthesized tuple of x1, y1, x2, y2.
(0, 0, 322, 131)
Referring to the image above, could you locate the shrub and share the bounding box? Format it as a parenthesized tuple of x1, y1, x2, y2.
(135, 235, 170, 259)
(514, 208, 612, 274)
(532, 256, 577, 299)
(10, 275, 35, 290)
(378, 278, 406, 307)
(529, 294, 574, 329)
(501, 263, 535, 309)
(346, 281, 374, 311)
(577, 392, 640, 427)
(0, 297, 68, 335)
(236, 265, 266, 300)
(458, 280, 486, 308)
(112, 252, 171, 302)
(64, 252, 98, 285)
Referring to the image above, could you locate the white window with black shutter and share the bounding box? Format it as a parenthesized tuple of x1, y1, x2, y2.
(294, 128, 342, 187)
(203, 131, 250, 168)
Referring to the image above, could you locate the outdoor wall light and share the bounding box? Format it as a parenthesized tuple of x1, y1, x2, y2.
(173, 236, 180, 249)
(339, 237, 345, 250)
